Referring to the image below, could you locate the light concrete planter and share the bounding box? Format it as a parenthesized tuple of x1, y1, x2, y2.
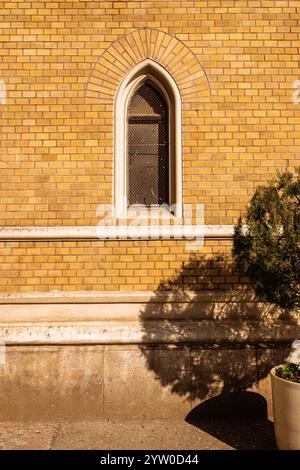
(271, 366, 300, 450)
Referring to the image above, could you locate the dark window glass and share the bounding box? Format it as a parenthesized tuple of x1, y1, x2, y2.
(127, 81, 169, 207)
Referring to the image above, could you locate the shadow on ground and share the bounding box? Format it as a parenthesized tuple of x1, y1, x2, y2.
(186, 391, 276, 450)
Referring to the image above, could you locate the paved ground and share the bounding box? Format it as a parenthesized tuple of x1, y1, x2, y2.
(0, 420, 276, 450)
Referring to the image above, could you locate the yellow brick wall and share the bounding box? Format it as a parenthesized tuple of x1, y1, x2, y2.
(0, 1, 299, 292)
(0, 239, 239, 292)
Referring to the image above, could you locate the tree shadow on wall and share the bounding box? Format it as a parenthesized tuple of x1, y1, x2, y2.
(138, 255, 299, 449)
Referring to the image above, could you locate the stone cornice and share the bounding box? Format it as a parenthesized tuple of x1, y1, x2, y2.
(0, 225, 235, 241)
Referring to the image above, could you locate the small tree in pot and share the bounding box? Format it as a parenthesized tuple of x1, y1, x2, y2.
(233, 168, 300, 450)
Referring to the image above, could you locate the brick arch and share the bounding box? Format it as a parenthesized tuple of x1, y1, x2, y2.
(85, 29, 210, 103)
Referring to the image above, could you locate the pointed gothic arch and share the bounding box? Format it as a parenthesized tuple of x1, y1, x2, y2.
(114, 59, 182, 218)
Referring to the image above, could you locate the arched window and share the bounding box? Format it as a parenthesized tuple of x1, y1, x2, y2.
(127, 81, 169, 207)
(114, 59, 182, 219)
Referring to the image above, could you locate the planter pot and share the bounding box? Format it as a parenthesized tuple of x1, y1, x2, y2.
(270, 366, 300, 450)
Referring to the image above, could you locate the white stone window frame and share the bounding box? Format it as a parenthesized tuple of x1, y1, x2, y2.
(114, 59, 182, 220)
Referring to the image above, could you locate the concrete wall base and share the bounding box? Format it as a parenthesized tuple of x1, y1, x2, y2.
(0, 344, 290, 422)
(0, 291, 298, 423)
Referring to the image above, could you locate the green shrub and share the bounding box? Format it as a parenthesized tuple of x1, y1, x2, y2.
(233, 168, 300, 310)
(275, 363, 300, 383)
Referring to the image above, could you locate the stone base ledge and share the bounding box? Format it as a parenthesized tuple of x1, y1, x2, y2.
(0, 290, 298, 346)
(0, 290, 258, 304)
(0, 319, 297, 346)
